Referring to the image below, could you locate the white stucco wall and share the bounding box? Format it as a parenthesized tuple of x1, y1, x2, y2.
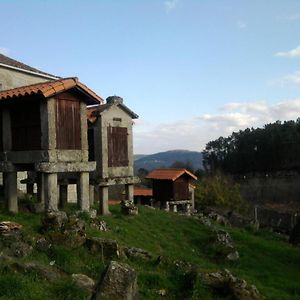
(0, 66, 51, 90)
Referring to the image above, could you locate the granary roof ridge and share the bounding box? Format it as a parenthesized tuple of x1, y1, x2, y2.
(87, 101, 138, 122)
(145, 168, 198, 181)
(0, 53, 59, 79)
(0, 77, 103, 104)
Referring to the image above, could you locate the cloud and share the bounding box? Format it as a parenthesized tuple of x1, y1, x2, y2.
(0, 47, 9, 55)
(133, 99, 300, 154)
(164, 0, 179, 12)
(237, 21, 247, 29)
(277, 14, 300, 21)
(271, 70, 300, 86)
(275, 45, 300, 57)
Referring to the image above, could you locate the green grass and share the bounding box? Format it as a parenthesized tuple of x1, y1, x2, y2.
(0, 205, 300, 299)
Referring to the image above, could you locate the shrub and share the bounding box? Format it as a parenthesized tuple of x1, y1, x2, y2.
(195, 173, 244, 211)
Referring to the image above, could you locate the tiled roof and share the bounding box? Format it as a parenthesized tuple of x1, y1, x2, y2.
(0, 53, 58, 79)
(145, 168, 197, 181)
(0, 77, 103, 105)
(87, 102, 138, 123)
(134, 187, 153, 197)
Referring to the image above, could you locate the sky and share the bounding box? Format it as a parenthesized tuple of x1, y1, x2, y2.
(1, 0, 300, 154)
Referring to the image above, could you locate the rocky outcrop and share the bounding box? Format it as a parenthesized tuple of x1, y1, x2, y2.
(72, 273, 95, 292)
(85, 237, 120, 259)
(121, 200, 138, 216)
(124, 247, 153, 260)
(199, 269, 264, 300)
(212, 229, 240, 262)
(0, 228, 33, 258)
(6, 260, 64, 282)
(92, 261, 139, 300)
(0, 221, 23, 235)
(41, 210, 68, 232)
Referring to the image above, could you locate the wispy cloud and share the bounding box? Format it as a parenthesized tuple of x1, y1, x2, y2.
(237, 21, 247, 29)
(133, 99, 300, 154)
(270, 70, 300, 86)
(0, 47, 9, 55)
(164, 0, 179, 13)
(275, 45, 300, 57)
(277, 14, 300, 21)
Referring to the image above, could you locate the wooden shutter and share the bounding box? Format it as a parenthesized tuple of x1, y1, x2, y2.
(56, 94, 81, 150)
(107, 126, 128, 167)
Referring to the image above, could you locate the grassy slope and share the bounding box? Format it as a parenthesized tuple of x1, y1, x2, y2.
(0, 206, 299, 299)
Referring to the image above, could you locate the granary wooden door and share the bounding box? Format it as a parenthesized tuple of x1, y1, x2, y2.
(56, 93, 81, 150)
(107, 126, 128, 167)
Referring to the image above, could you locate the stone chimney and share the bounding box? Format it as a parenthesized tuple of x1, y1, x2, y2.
(106, 96, 123, 105)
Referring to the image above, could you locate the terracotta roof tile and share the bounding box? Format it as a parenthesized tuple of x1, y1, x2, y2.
(134, 187, 153, 197)
(0, 77, 103, 105)
(145, 168, 197, 181)
(0, 53, 59, 78)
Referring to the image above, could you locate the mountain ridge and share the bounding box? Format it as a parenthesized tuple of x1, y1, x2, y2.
(134, 149, 203, 171)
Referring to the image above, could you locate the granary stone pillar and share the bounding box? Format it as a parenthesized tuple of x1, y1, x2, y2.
(4, 171, 18, 213)
(125, 184, 134, 202)
(45, 173, 58, 211)
(98, 186, 110, 215)
(59, 184, 68, 209)
(37, 172, 45, 206)
(89, 185, 94, 206)
(77, 172, 90, 211)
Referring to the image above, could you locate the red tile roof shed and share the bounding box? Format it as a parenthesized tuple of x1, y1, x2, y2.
(145, 168, 197, 181)
(134, 187, 153, 197)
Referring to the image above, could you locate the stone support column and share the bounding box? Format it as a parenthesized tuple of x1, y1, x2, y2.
(89, 185, 95, 206)
(45, 173, 58, 211)
(77, 172, 90, 211)
(37, 172, 45, 206)
(125, 184, 134, 202)
(59, 184, 68, 209)
(4, 171, 18, 213)
(98, 185, 110, 215)
(165, 201, 170, 212)
(186, 203, 191, 215)
(173, 204, 177, 213)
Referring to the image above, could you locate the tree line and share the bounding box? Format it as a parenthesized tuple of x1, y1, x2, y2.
(203, 119, 300, 174)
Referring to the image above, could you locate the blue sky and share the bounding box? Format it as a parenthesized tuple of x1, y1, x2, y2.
(1, 0, 300, 153)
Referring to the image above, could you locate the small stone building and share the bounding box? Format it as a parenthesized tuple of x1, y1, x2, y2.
(146, 168, 197, 212)
(0, 77, 102, 212)
(87, 96, 139, 214)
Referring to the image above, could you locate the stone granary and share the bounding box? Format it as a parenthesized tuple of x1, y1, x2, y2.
(87, 96, 139, 215)
(0, 77, 102, 213)
(146, 168, 197, 213)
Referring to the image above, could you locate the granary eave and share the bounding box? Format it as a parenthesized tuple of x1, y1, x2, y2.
(0, 77, 103, 105)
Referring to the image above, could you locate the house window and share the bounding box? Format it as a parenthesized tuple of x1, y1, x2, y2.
(107, 126, 128, 167)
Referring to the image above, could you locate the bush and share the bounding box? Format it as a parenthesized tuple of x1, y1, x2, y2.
(195, 173, 244, 211)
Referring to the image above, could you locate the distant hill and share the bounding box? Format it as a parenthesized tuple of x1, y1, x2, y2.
(134, 154, 147, 161)
(134, 150, 203, 172)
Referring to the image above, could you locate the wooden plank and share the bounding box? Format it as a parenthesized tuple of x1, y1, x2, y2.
(107, 126, 128, 167)
(56, 93, 81, 150)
